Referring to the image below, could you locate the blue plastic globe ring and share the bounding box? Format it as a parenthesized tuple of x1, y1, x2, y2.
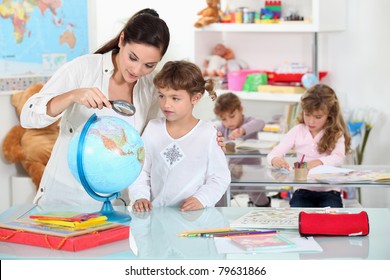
(76, 113, 131, 223)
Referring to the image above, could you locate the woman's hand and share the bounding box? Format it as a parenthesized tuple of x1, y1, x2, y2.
(46, 88, 112, 117)
(180, 197, 203, 211)
(132, 199, 153, 212)
(71, 88, 112, 109)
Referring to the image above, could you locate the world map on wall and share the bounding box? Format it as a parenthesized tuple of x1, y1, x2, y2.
(0, 0, 88, 75)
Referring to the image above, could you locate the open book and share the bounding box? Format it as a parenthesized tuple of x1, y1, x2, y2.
(308, 165, 390, 184)
(225, 139, 277, 153)
(230, 208, 326, 229)
(310, 171, 390, 184)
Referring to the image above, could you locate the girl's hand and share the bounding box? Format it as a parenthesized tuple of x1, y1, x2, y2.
(271, 157, 290, 170)
(180, 197, 203, 211)
(132, 199, 153, 212)
(228, 127, 245, 140)
(216, 131, 226, 152)
(307, 159, 323, 170)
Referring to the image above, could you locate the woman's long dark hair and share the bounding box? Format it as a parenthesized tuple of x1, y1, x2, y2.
(94, 8, 170, 57)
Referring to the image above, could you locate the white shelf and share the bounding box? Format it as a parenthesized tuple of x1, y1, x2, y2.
(198, 23, 317, 33)
(218, 90, 302, 103)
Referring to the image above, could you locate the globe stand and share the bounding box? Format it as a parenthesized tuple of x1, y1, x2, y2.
(77, 114, 131, 224)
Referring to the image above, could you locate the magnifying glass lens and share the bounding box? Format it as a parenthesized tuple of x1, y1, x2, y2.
(109, 100, 136, 116)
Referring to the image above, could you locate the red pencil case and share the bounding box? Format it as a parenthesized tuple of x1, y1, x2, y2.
(299, 211, 369, 237)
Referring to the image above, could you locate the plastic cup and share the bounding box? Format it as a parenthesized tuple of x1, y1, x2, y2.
(294, 168, 308, 181)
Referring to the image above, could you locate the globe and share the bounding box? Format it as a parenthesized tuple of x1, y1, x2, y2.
(67, 114, 144, 222)
(301, 73, 319, 89)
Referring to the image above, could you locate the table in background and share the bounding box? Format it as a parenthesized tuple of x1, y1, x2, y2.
(0, 204, 389, 260)
(226, 164, 390, 206)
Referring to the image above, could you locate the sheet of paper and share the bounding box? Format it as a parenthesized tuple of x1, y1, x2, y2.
(308, 165, 355, 175)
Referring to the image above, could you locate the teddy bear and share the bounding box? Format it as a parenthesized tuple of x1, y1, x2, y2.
(194, 0, 223, 28)
(2, 84, 60, 190)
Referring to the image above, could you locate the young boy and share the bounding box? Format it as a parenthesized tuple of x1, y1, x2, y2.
(214, 92, 271, 207)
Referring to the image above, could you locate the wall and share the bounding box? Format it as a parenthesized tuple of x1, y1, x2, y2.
(81, 0, 390, 208)
(1, 0, 389, 211)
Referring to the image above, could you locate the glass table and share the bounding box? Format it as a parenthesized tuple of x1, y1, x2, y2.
(226, 164, 390, 206)
(0, 205, 389, 260)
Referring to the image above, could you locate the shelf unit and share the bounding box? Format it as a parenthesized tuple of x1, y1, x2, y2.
(218, 89, 301, 103)
(193, 0, 346, 121)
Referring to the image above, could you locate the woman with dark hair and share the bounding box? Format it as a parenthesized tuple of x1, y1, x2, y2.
(20, 9, 171, 206)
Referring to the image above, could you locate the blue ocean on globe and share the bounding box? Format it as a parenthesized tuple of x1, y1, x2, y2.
(68, 115, 144, 195)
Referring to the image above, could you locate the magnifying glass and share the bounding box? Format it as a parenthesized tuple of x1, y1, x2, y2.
(107, 100, 136, 116)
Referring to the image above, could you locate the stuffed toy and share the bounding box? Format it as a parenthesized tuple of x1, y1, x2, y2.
(203, 43, 233, 77)
(194, 0, 223, 28)
(2, 84, 60, 190)
(203, 43, 248, 77)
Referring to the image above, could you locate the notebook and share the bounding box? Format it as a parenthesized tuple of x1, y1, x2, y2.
(230, 234, 295, 251)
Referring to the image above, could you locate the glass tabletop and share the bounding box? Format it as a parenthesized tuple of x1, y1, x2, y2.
(1, 205, 390, 260)
(229, 164, 390, 187)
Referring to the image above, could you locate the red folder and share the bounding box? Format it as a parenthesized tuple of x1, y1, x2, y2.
(0, 225, 129, 252)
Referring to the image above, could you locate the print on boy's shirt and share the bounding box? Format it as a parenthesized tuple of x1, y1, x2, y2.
(161, 142, 185, 168)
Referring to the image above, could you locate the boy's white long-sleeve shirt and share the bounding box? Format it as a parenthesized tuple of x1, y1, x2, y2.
(129, 118, 231, 207)
(19, 51, 161, 206)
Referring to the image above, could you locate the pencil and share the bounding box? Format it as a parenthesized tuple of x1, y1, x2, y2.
(299, 154, 305, 167)
(213, 230, 277, 238)
(178, 227, 234, 237)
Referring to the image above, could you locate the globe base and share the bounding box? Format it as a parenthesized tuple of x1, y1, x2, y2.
(100, 199, 131, 224)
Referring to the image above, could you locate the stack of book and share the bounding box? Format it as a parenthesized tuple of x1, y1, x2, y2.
(0, 211, 129, 251)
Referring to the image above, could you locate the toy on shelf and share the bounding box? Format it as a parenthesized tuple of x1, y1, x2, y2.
(259, 0, 282, 24)
(194, 0, 223, 28)
(267, 62, 327, 86)
(203, 43, 230, 77)
(203, 44, 248, 78)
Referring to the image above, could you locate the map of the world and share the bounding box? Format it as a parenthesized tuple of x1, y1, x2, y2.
(0, 0, 88, 75)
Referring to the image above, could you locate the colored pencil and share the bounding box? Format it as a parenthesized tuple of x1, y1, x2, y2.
(213, 230, 277, 238)
(299, 154, 305, 167)
(179, 229, 278, 238)
(178, 227, 234, 237)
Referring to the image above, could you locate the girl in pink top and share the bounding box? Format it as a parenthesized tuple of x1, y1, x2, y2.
(267, 84, 351, 207)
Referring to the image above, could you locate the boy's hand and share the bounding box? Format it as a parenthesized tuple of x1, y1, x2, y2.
(228, 127, 245, 140)
(180, 197, 204, 211)
(271, 157, 290, 170)
(132, 199, 153, 212)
